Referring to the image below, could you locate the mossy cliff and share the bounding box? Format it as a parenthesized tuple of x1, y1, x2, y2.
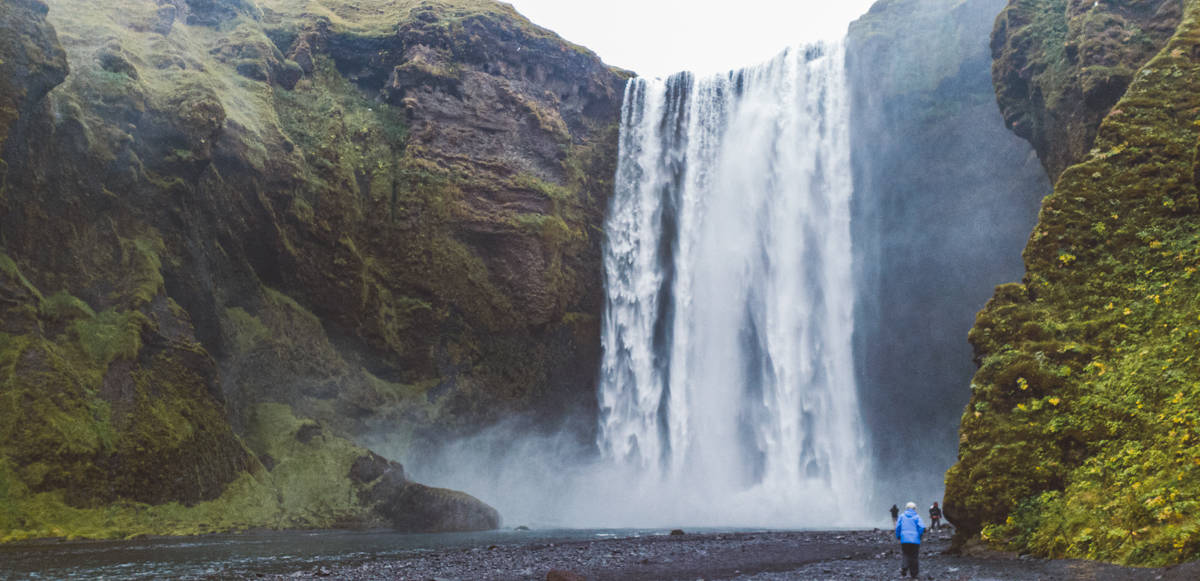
(848, 0, 1050, 500)
(992, 0, 1183, 179)
(0, 0, 623, 540)
(945, 0, 1200, 565)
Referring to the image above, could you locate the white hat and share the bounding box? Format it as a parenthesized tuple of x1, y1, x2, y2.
(905, 502, 917, 510)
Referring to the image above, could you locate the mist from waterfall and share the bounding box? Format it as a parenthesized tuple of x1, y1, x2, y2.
(395, 42, 888, 530)
(595, 41, 871, 527)
(385, 2, 1051, 530)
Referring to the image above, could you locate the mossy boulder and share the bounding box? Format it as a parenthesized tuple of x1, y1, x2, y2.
(946, 0, 1200, 565)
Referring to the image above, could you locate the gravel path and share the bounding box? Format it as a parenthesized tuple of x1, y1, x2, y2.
(236, 528, 1200, 581)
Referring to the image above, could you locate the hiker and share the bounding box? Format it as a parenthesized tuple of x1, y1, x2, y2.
(895, 501, 925, 579)
(929, 502, 942, 530)
(890, 504, 900, 526)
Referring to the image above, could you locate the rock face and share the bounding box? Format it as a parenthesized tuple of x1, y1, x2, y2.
(991, 0, 1182, 179)
(0, 0, 67, 154)
(848, 0, 1050, 500)
(945, 0, 1200, 565)
(0, 0, 622, 540)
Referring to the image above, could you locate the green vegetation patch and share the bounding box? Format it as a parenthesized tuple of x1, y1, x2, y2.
(257, 0, 580, 48)
(70, 309, 145, 366)
(0, 402, 380, 542)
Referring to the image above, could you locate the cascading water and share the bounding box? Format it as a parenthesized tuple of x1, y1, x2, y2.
(597, 41, 870, 527)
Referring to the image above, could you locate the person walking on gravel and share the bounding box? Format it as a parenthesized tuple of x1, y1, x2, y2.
(890, 504, 900, 526)
(896, 501, 925, 578)
(929, 502, 942, 530)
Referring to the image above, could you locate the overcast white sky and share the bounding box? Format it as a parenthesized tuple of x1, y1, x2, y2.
(505, 0, 879, 78)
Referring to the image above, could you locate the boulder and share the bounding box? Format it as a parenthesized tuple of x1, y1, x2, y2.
(366, 463, 500, 532)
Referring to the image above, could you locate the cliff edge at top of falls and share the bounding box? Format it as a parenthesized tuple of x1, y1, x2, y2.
(945, 0, 1200, 566)
(0, 0, 625, 541)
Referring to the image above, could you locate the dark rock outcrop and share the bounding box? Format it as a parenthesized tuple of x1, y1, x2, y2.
(353, 450, 499, 532)
(991, 0, 1182, 179)
(368, 471, 501, 532)
(0, 0, 67, 158)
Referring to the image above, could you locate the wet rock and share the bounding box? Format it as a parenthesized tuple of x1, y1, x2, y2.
(546, 569, 586, 581)
(349, 451, 397, 484)
(366, 464, 499, 533)
(98, 49, 139, 79)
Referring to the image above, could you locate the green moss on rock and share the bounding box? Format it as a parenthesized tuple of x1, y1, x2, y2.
(991, 0, 1183, 178)
(947, 0, 1200, 565)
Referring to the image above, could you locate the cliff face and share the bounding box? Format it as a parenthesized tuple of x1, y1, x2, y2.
(992, 0, 1182, 179)
(0, 0, 623, 540)
(848, 0, 1050, 502)
(946, 0, 1200, 565)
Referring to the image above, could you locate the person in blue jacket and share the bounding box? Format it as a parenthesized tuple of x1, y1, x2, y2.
(895, 501, 925, 578)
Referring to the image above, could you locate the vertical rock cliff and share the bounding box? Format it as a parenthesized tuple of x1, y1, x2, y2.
(946, 0, 1200, 565)
(0, 0, 624, 540)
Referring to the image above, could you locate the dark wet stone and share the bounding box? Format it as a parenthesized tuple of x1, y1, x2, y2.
(295, 423, 322, 444)
(348, 451, 395, 484)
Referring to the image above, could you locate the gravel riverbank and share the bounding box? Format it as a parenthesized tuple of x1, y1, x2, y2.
(236, 528, 1200, 581)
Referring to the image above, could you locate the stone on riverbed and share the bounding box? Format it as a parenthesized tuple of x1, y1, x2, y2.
(363, 456, 500, 532)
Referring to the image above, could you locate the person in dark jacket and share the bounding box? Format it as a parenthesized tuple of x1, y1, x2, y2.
(929, 502, 942, 530)
(890, 504, 900, 526)
(895, 501, 925, 578)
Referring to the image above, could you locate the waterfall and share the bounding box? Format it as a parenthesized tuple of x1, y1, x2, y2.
(597, 41, 870, 526)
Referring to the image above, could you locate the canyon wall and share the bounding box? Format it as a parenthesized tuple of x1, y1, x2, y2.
(0, 0, 624, 540)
